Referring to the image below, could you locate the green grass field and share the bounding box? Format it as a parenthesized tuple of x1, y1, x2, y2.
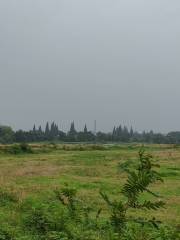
(0, 143, 179, 239)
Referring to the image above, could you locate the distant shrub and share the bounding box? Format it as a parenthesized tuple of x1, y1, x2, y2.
(89, 145, 106, 151)
(62, 144, 106, 151)
(49, 142, 58, 149)
(6, 144, 22, 154)
(5, 143, 33, 154)
(19, 143, 33, 153)
(62, 145, 72, 151)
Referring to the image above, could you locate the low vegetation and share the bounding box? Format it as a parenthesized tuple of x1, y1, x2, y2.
(0, 144, 179, 239)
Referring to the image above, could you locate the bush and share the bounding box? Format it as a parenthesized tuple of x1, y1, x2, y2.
(23, 204, 55, 234)
(5, 143, 33, 154)
(6, 144, 22, 154)
(19, 143, 33, 153)
(0, 225, 15, 240)
(22, 199, 70, 236)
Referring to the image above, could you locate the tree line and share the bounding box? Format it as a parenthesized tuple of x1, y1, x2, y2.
(0, 121, 180, 144)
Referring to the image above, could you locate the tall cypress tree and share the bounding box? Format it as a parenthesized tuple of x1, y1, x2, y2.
(69, 122, 76, 134)
(68, 122, 77, 141)
(122, 126, 129, 142)
(130, 126, 134, 137)
(55, 124, 59, 136)
(38, 126, 42, 133)
(50, 122, 55, 138)
(117, 125, 122, 140)
(45, 122, 50, 139)
(84, 124, 88, 133)
(112, 126, 116, 141)
(33, 124, 36, 132)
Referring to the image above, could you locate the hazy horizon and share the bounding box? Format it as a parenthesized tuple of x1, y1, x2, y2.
(0, 0, 180, 133)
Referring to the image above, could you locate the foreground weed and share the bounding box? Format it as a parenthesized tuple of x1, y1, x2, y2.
(101, 148, 165, 234)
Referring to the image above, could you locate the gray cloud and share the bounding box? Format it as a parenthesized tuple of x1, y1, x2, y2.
(0, 0, 180, 132)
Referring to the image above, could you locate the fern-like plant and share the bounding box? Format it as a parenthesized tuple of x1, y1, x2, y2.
(100, 148, 165, 234)
(54, 187, 78, 215)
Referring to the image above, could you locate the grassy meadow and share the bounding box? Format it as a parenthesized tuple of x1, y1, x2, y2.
(0, 143, 179, 239)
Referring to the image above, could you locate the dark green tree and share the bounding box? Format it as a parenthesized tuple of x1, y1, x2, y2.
(84, 124, 88, 134)
(67, 122, 77, 142)
(38, 126, 42, 133)
(33, 124, 36, 132)
(45, 122, 50, 139)
(0, 126, 14, 143)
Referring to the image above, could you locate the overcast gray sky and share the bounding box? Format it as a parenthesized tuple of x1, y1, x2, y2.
(0, 0, 180, 132)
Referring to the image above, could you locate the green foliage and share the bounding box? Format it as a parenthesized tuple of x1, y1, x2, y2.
(6, 144, 22, 154)
(2, 121, 180, 144)
(118, 159, 135, 173)
(0, 226, 14, 240)
(54, 187, 77, 214)
(0, 189, 18, 206)
(5, 143, 33, 154)
(0, 148, 178, 239)
(23, 205, 53, 234)
(101, 148, 165, 234)
(19, 143, 33, 153)
(120, 224, 180, 240)
(22, 198, 69, 234)
(0, 126, 14, 144)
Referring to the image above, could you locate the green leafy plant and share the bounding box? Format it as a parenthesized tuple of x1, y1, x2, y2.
(100, 148, 165, 234)
(0, 225, 15, 240)
(54, 187, 78, 215)
(23, 205, 53, 234)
